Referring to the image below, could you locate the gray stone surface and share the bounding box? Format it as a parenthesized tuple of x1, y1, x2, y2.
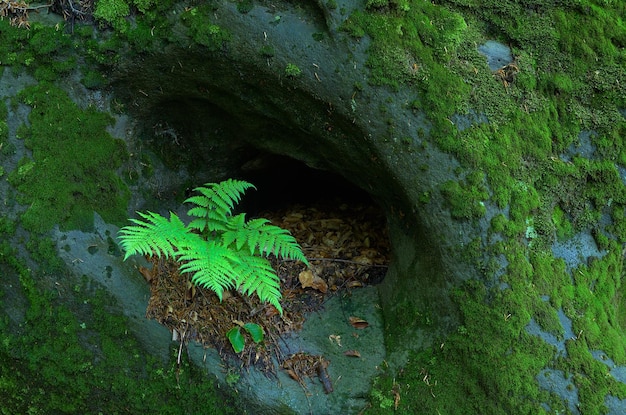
(478, 40, 514, 70)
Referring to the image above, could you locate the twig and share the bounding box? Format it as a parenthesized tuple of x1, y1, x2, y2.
(66, 0, 87, 16)
(284, 257, 389, 268)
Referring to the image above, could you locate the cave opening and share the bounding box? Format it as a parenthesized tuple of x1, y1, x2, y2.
(143, 98, 392, 286)
(236, 152, 373, 213)
(137, 113, 392, 379)
(233, 151, 391, 286)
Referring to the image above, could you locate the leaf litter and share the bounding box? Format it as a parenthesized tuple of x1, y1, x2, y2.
(140, 200, 390, 391)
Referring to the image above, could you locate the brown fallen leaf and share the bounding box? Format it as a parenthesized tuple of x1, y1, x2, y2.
(265, 305, 280, 318)
(349, 316, 369, 329)
(329, 334, 342, 347)
(352, 255, 373, 265)
(344, 350, 361, 358)
(285, 369, 301, 382)
(138, 266, 154, 283)
(298, 270, 328, 293)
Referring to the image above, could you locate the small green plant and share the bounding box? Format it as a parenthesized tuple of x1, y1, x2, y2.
(225, 369, 240, 387)
(259, 44, 275, 58)
(118, 179, 308, 313)
(237, 0, 254, 14)
(285, 63, 302, 78)
(93, 0, 131, 32)
(226, 321, 264, 353)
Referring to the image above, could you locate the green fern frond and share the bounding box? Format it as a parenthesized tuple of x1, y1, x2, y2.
(118, 211, 193, 260)
(233, 253, 283, 314)
(119, 179, 308, 315)
(222, 217, 309, 265)
(187, 210, 230, 233)
(176, 241, 241, 301)
(185, 179, 255, 232)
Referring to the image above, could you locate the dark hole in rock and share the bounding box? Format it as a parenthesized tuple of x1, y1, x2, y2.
(235, 152, 391, 286)
(141, 151, 390, 386)
(237, 153, 372, 212)
(142, 98, 390, 284)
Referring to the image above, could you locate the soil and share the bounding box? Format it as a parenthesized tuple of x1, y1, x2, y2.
(139, 199, 390, 387)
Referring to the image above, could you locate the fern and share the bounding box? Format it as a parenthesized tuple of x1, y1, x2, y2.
(187, 180, 255, 233)
(118, 211, 193, 260)
(118, 179, 308, 314)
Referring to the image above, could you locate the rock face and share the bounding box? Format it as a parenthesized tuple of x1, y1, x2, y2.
(113, 0, 469, 344)
(105, 2, 468, 412)
(3, 0, 626, 413)
(108, 1, 626, 413)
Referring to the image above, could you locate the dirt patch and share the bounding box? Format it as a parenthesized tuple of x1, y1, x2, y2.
(139, 200, 390, 387)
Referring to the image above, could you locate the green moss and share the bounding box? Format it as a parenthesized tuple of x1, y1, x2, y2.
(259, 44, 275, 58)
(0, 241, 236, 414)
(94, 0, 131, 32)
(285, 63, 302, 78)
(533, 300, 563, 338)
(8, 83, 129, 233)
(81, 69, 107, 89)
(0, 20, 74, 81)
(369, 280, 553, 414)
(25, 236, 66, 274)
(340, 1, 471, 132)
(181, 5, 230, 51)
(441, 170, 488, 219)
(237, 0, 254, 14)
(552, 205, 574, 241)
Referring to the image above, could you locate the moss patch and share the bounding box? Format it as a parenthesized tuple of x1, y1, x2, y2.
(0, 19, 75, 82)
(363, 0, 626, 413)
(440, 170, 488, 219)
(0, 232, 236, 414)
(341, 1, 470, 131)
(8, 83, 129, 232)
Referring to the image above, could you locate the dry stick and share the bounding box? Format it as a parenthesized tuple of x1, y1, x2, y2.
(66, 0, 87, 16)
(283, 257, 389, 268)
(8, 2, 53, 12)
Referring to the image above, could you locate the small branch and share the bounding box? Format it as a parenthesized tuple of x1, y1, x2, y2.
(284, 257, 389, 268)
(27, 3, 53, 11)
(66, 0, 87, 16)
(5, 1, 53, 12)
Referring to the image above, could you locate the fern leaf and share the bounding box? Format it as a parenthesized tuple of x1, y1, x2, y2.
(233, 253, 283, 314)
(185, 179, 255, 233)
(118, 211, 194, 260)
(223, 218, 308, 265)
(176, 241, 241, 301)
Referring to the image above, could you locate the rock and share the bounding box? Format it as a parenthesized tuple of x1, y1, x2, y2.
(3, 0, 625, 413)
(478, 40, 514, 71)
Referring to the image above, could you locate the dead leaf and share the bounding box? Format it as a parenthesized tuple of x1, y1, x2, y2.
(299, 270, 328, 293)
(349, 316, 369, 329)
(329, 334, 342, 347)
(393, 387, 401, 409)
(344, 350, 361, 358)
(317, 363, 333, 394)
(265, 305, 280, 318)
(284, 213, 303, 223)
(285, 369, 301, 382)
(352, 255, 373, 265)
(320, 219, 344, 230)
(139, 266, 154, 283)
